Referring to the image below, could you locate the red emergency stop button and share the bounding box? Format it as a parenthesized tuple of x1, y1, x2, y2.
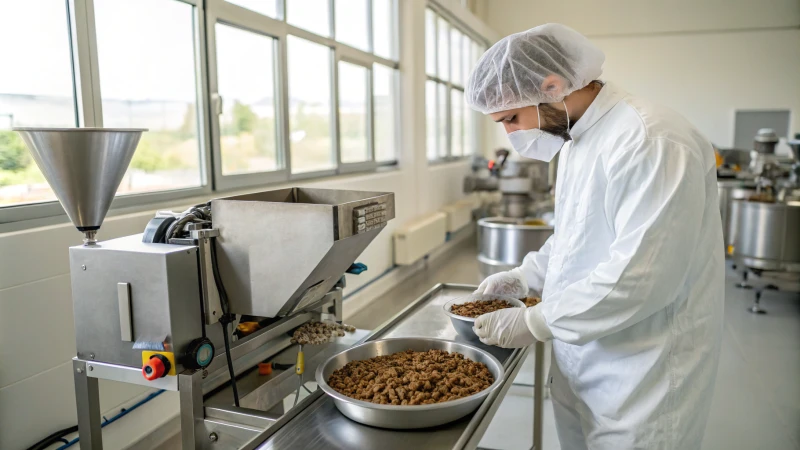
(142, 354, 171, 381)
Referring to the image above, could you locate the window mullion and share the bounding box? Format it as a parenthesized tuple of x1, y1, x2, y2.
(367, 66, 375, 162)
(367, 0, 374, 54)
(332, 46, 342, 170)
(277, 35, 292, 175)
(69, 0, 103, 127)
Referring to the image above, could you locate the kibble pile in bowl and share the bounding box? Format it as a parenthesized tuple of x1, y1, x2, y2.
(449, 299, 515, 318)
(327, 349, 494, 405)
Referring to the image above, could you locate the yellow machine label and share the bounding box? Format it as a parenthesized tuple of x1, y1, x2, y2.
(142, 351, 177, 376)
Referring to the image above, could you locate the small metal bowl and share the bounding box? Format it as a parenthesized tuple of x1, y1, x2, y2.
(443, 294, 525, 341)
(316, 337, 504, 429)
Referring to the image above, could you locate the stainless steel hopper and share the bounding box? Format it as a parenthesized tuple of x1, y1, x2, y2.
(13, 127, 146, 244)
(212, 188, 395, 317)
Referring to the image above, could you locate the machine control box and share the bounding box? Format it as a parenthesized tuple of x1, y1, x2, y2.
(70, 235, 204, 370)
(353, 202, 388, 234)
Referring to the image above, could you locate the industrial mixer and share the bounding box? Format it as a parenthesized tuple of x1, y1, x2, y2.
(465, 150, 554, 278)
(16, 128, 544, 450)
(728, 133, 800, 313)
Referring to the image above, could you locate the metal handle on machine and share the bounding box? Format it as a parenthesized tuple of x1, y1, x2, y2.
(117, 282, 133, 342)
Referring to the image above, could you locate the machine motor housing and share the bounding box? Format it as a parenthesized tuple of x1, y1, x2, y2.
(70, 235, 203, 372)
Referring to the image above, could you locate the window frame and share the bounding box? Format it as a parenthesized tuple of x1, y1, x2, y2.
(0, 0, 400, 225)
(1, 0, 213, 225)
(425, 3, 486, 163)
(205, 0, 400, 187)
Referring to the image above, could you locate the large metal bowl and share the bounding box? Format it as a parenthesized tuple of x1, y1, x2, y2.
(443, 294, 525, 341)
(315, 337, 505, 429)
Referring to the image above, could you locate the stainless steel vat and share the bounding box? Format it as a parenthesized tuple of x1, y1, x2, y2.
(477, 217, 554, 277)
(730, 200, 800, 272)
(315, 337, 505, 429)
(718, 180, 757, 251)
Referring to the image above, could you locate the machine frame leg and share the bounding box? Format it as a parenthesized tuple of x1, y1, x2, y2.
(73, 359, 102, 449)
(533, 342, 544, 450)
(749, 289, 767, 314)
(179, 370, 206, 449)
(736, 270, 753, 289)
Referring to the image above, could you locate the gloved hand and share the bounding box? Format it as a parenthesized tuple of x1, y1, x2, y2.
(474, 268, 528, 298)
(473, 307, 535, 348)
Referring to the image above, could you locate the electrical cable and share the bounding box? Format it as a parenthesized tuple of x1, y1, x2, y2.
(25, 425, 78, 450)
(209, 236, 240, 407)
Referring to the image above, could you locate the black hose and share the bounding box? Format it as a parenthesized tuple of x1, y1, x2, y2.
(209, 237, 240, 407)
(25, 425, 78, 450)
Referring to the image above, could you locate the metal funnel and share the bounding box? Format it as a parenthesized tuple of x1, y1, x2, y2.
(13, 128, 146, 244)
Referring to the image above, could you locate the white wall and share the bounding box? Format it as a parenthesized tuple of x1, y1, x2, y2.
(478, 0, 800, 151)
(0, 1, 496, 448)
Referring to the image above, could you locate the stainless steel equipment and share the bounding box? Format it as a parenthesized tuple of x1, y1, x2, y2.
(213, 188, 394, 317)
(717, 179, 756, 252)
(730, 200, 800, 273)
(244, 284, 545, 450)
(477, 217, 554, 277)
(442, 294, 525, 340)
(316, 337, 505, 429)
(13, 127, 145, 244)
(15, 128, 418, 449)
(753, 128, 779, 154)
(464, 152, 551, 219)
(728, 129, 800, 314)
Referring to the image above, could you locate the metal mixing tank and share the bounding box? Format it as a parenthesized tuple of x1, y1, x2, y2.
(730, 199, 800, 273)
(717, 179, 756, 253)
(477, 217, 554, 277)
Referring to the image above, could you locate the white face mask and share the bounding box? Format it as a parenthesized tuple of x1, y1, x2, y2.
(507, 102, 570, 162)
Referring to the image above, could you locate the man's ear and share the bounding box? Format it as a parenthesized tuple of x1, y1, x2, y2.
(540, 74, 566, 98)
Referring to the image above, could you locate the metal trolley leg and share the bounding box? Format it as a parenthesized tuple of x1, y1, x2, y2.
(179, 370, 206, 448)
(74, 359, 102, 449)
(533, 342, 544, 450)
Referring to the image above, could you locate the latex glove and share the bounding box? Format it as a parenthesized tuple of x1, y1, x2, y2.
(473, 307, 535, 348)
(474, 268, 528, 298)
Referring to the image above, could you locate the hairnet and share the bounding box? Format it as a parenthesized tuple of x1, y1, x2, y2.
(465, 24, 605, 114)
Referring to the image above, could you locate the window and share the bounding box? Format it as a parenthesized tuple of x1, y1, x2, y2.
(0, 0, 75, 206)
(95, 0, 202, 194)
(372, 0, 395, 60)
(0, 0, 399, 219)
(338, 62, 369, 163)
(215, 24, 279, 175)
(287, 0, 331, 36)
(373, 64, 397, 162)
(335, 0, 369, 51)
(288, 36, 334, 173)
(425, 7, 485, 161)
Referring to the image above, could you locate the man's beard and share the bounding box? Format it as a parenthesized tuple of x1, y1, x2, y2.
(539, 103, 572, 141)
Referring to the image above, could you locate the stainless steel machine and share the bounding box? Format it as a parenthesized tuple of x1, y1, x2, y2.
(728, 133, 800, 313)
(17, 128, 545, 450)
(476, 217, 553, 277)
(465, 150, 555, 278)
(464, 150, 552, 219)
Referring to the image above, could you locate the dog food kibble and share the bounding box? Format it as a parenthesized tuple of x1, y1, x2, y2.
(327, 349, 494, 405)
(291, 321, 356, 345)
(450, 299, 515, 318)
(522, 297, 541, 307)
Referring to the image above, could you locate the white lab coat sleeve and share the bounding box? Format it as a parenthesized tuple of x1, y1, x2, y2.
(518, 234, 554, 295)
(534, 138, 706, 345)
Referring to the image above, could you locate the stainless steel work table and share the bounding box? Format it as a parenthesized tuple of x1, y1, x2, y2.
(243, 284, 545, 450)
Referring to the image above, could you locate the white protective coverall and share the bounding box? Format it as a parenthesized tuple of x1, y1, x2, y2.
(520, 82, 725, 449)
